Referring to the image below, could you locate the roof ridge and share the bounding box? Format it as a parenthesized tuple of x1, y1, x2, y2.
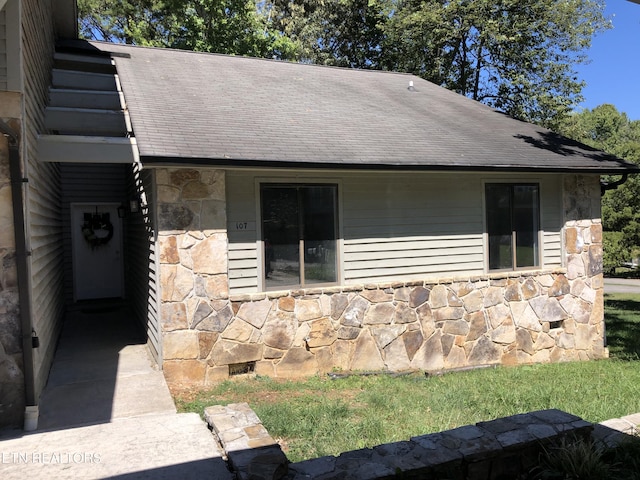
(88, 40, 418, 79)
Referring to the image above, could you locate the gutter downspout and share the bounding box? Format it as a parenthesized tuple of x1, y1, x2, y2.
(0, 119, 37, 430)
(600, 174, 628, 196)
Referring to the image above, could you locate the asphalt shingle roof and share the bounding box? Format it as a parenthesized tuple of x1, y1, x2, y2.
(91, 41, 636, 173)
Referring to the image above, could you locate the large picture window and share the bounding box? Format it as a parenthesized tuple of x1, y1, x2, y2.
(261, 184, 338, 290)
(486, 183, 540, 270)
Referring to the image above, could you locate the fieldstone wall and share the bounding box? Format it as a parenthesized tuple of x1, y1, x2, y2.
(158, 170, 606, 386)
(0, 122, 23, 428)
(157, 167, 229, 384)
(204, 404, 595, 480)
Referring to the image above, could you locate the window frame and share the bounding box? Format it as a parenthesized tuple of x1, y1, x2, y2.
(256, 178, 342, 292)
(483, 181, 542, 273)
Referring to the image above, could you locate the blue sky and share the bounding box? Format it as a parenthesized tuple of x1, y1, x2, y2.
(575, 1, 640, 120)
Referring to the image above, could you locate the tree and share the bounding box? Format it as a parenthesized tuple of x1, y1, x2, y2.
(78, 0, 610, 127)
(77, 0, 297, 58)
(558, 105, 640, 272)
(380, 0, 610, 129)
(265, 0, 390, 67)
(78, 0, 170, 46)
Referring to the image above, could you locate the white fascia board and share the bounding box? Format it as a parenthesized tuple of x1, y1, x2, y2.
(38, 135, 139, 164)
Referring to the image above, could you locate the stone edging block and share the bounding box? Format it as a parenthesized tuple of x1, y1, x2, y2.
(204, 402, 288, 480)
(204, 403, 635, 480)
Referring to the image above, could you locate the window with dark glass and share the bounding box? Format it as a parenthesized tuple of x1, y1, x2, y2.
(486, 183, 539, 270)
(261, 184, 338, 289)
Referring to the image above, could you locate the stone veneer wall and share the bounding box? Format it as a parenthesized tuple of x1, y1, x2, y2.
(0, 118, 22, 427)
(157, 169, 606, 386)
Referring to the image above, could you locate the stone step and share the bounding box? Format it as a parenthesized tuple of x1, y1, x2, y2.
(205, 402, 288, 480)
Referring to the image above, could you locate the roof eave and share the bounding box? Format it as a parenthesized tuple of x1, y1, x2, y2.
(139, 155, 640, 175)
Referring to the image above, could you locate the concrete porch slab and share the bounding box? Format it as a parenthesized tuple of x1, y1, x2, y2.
(0, 413, 232, 479)
(37, 306, 176, 431)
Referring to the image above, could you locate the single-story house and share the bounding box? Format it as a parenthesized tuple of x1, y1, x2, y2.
(1, 0, 638, 429)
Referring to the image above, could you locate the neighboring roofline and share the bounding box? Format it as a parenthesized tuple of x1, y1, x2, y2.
(139, 155, 640, 175)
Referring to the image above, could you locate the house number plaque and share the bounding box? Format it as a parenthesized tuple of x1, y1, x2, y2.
(233, 222, 255, 231)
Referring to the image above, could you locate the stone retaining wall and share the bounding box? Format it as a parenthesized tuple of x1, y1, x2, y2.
(204, 404, 599, 480)
(157, 168, 606, 386)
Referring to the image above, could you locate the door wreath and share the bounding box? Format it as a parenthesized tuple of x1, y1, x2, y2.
(81, 212, 114, 248)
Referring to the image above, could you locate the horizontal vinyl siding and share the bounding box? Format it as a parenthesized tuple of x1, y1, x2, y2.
(226, 172, 259, 293)
(540, 175, 564, 268)
(342, 174, 484, 283)
(542, 232, 562, 266)
(22, 0, 64, 398)
(126, 167, 161, 364)
(226, 171, 566, 294)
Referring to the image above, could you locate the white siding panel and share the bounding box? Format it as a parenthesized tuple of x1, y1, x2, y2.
(226, 172, 259, 293)
(229, 246, 257, 260)
(346, 262, 483, 284)
(226, 170, 565, 293)
(542, 232, 562, 267)
(342, 173, 485, 282)
(22, 0, 65, 399)
(540, 175, 564, 267)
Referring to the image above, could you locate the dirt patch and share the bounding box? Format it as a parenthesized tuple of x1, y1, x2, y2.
(171, 377, 367, 410)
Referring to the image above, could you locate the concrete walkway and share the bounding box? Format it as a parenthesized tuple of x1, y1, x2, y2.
(0, 304, 232, 479)
(38, 304, 175, 430)
(1, 299, 638, 479)
(604, 277, 640, 294)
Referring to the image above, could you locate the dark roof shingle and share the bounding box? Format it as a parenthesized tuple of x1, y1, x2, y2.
(93, 41, 636, 173)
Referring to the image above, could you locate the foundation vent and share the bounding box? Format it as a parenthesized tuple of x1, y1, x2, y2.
(229, 361, 256, 377)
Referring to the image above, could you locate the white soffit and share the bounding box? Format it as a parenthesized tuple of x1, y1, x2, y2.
(37, 135, 139, 163)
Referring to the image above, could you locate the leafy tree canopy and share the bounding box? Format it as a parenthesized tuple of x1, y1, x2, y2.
(78, 1, 609, 128)
(558, 104, 640, 272)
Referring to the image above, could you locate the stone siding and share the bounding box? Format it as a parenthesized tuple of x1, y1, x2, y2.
(0, 89, 23, 428)
(0, 125, 22, 428)
(158, 169, 606, 386)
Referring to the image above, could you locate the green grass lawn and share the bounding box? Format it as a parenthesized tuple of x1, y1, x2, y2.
(175, 293, 640, 463)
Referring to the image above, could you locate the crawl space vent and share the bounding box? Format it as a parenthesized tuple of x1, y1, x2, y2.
(229, 361, 256, 376)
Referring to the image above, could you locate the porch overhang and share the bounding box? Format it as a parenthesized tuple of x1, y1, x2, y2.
(38, 135, 138, 163)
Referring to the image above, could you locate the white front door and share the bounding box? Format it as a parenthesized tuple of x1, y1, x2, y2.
(71, 203, 124, 301)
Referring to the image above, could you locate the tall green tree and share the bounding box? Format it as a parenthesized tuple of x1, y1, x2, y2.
(559, 105, 640, 272)
(78, 0, 297, 57)
(78, 0, 610, 127)
(78, 0, 170, 45)
(380, 0, 610, 129)
(265, 0, 390, 67)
